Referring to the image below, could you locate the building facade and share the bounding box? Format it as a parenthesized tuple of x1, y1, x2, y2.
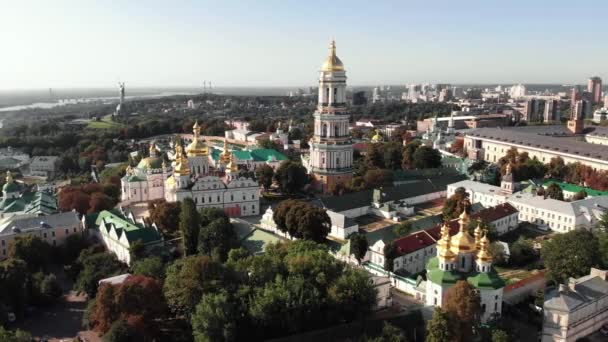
(541, 268, 608, 342)
(308, 41, 354, 192)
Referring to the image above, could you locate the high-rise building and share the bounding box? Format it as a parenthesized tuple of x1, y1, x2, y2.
(568, 100, 589, 134)
(543, 100, 560, 123)
(604, 95, 608, 109)
(523, 98, 544, 122)
(571, 86, 582, 110)
(588, 76, 603, 104)
(308, 41, 353, 193)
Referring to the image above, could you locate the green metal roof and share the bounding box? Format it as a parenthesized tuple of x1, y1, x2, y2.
(210, 147, 287, 163)
(542, 179, 608, 197)
(95, 210, 162, 245)
(426, 257, 463, 285)
(0, 191, 57, 215)
(467, 270, 506, 290)
(123, 174, 145, 182)
(2, 181, 20, 193)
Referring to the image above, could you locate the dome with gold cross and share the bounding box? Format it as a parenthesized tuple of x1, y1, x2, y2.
(371, 129, 383, 143)
(321, 40, 344, 72)
(186, 120, 208, 157)
(173, 142, 190, 176)
(219, 139, 231, 165)
(436, 222, 456, 261)
(450, 200, 476, 254)
(225, 152, 238, 174)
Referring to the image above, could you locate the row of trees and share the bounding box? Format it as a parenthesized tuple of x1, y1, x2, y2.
(255, 161, 309, 194)
(272, 200, 331, 242)
(85, 240, 378, 341)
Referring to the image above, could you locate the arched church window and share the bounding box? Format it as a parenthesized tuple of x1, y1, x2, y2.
(325, 87, 330, 102)
(334, 125, 339, 137)
(336, 157, 340, 167)
(333, 87, 338, 101)
(322, 124, 328, 137)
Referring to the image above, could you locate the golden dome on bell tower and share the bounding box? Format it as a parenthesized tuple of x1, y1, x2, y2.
(321, 40, 345, 72)
(474, 222, 483, 250)
(220, 139, 231, 165)
(437, 222, 456, 261)
(476, 234, 492, 263)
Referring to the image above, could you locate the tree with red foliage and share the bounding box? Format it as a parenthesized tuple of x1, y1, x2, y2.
(59, 188, 91, 215)
(88, 192, 115, 214)
(90, 275, 167, 337)
(148, 199, 181, 237)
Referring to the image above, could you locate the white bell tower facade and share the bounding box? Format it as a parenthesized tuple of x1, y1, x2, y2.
(309, 40, 354, 193)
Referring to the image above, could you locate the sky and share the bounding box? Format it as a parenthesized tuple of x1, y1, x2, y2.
(1, 0, 607, 89)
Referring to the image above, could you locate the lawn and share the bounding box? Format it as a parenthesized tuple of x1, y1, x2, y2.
(87, 114, 123, 129)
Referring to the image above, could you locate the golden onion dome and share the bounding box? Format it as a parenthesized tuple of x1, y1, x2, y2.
(220, 140, 231, 164)
(474, 223, 483, 250)
(165, 175, 176, 188)
(371, 130, 383, 143)
(186, 121, 208, 156)
(437, 223, 456, 261)
(226, 153, 238, 173)
(137, 156, 163, 170)
(476, 234, 492, 263)
(450, 230, 476, 255)
(321, 40, 344, 72)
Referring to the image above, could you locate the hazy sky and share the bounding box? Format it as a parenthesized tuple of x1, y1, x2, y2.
(1, 0, 607, 89)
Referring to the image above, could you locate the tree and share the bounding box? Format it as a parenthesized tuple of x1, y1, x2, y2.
(61, 234, 89, 264)
(349, 232, 369, 265)
(148, 199, 181, 237)
(0, 326, 31, 342)
(364, 169, 393, 189)
(129, 239, 146, 263)
(393, 221, 413, 237)
(425, 307, 452, 342)
(76, 252, 126, 297)
(132, 257, 165, 279)
(198, 218, 237, 262)
(545, 183, 564, 201)
(273, 200, 330, 242)
(491, 329, 509, 342)
(0, 258, 29, 318)
(489, 242, 507, 266)
(274, 161, 308, 194)
(327, 268, 378, 322)
(442, 187, 469, 220)
(102, 319, 139, 342)
(365, 143, 385, 169)
(180, 198, 200, 256)
(258, 138, 279, 150)
(509, 237, 536, 267)
(542, 230, 599, 283)
(402, 140, 421, 170)
(366, 322, 408, 342)
(547, 157, 566, 179)
(40, 273, 63, 302)
(8, 235, 52, 271)
(255, 164, 275, 191)
(88, 192, 115, 214)
(163, 255, 224, 316)
(191, 290, 238, 342)
(383, 143, 403, 170)
(412, 146, 441, 169)
(383, 241, 397, 272)
(444, 280, 481, 342)
(572, 190, 587, 201)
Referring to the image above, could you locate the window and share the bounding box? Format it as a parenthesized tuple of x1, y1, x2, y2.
(73, 227, 77, 233)
(43, 233, 47, 238)
(334, 125, 339, 137)
(1, 240, 3, 246)
(65, 229, 69, 235)
(52, 232, 55, 237)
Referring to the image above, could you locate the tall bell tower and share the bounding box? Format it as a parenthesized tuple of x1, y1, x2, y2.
(309, 40, 354, 192)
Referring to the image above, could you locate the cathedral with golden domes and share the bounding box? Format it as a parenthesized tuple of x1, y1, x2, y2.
(425, 200, 505, 322)
(121, 122, 260, 217)
(306, 40, 354, 193)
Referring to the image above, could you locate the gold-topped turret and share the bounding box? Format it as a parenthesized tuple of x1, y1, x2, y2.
(226, 153, 238, 173)
(149, 142, 157, 157)
(186, 120, 208, 157)
(437, 222, 456, 261)
(474, 222, 483, 250)
(5, 170, 13, 183)
(450, 200, 476, 254)
(220, 139, 231, 165)
(371, 129, 383, 143)
(173, 141, 190, 176)
(476, 234, 492, 263)
(321, 40, 344, 72)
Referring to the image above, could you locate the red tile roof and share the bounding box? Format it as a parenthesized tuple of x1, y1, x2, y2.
(393, 231, 436, 256)
(471, 203, 518, 223)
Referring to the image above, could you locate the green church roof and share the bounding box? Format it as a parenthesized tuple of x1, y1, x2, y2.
(426, 257, 505, 289)
(95, 210, 162, 245)
(542, 179, 608, 197)
(467, 270, 506, 290)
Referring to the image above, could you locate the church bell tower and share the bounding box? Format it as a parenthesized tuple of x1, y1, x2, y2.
(309, 40, 354, 193)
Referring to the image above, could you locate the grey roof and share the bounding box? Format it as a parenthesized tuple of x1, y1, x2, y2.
(544, 274, 608, 312)
(467, 126, 608, 162)
(0, 211, 80, 235)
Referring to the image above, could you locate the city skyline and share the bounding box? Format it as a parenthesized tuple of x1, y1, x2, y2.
(2, 1, 608, 89)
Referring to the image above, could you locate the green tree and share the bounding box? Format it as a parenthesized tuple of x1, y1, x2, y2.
(393, 221, 413, 237)
(257, 138, 278, 150)
(442, 187, 469, 220)
(491, 329, 509, 342)
(425, 307, 452, 342)
(383, 143, 404, 171)
(8, 235, 52, 271)
(509, 237, 536, 267)
(545, 183, 564, 201)
(542, 230, 599, 283)
(180, 198, 200, 256)
(412, 146, 442, 169)
(366, 322, 408, 342)
(75, 252, 126, 297)
(102, 319, 139, 342)
(365, 143, 385, 169)
(0, 326, 32, 342)
(547, 157, 566, 179)
(364, 169, 393, 189)
(198, 218, 237, 262)
(255, 164, 275, 191)
(40, 273, 63, 302)
(444, 280, 481, 342)
(349, 232, 369, 265)
(402, 140, 421, 170)
(132, 257, 166, 279)
(274, 161, 308, 194)
(383, 241, 397, 272)
(129, 239, 146, 263)
(191, 290, 238, 342)
(163, 255, 224, 316)
(489, 242, 507, 266)
(0, 258, 29, 318)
